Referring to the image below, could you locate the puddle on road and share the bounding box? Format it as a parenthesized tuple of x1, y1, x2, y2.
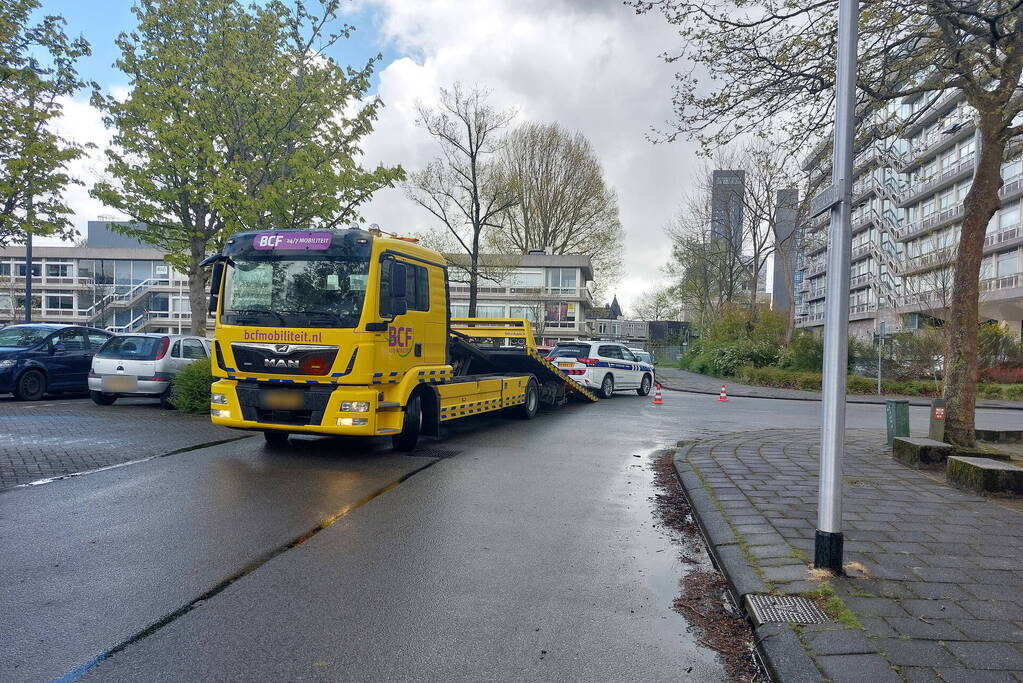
(613, 447, 764, 682)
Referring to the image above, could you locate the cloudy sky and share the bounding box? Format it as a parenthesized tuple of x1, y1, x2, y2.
(38, 0, 701, 311)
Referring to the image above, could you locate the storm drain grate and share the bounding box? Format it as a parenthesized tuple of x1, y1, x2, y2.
(411, 448, 461, 459)
(744, 594, 830, 626)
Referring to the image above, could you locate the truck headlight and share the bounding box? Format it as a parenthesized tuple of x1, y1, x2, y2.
(337, 417, 368, 426)
(0, 359, 15, 369)
(211, 393, 228, 405)
(340, 401, 370, 413)
(211, 408, 232, 418)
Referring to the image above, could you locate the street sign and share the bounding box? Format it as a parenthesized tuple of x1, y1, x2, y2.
(810, 184, 840, 218)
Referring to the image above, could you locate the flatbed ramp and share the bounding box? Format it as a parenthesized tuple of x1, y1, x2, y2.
(449, 318, 599, 403)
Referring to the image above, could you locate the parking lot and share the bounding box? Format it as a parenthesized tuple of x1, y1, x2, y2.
(0, 394, 241, 489)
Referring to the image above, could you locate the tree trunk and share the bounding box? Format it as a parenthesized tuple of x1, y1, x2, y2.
(943, 120, 1005, 446)
(188, 236, 209, 336)
(468, 228, 481, 317)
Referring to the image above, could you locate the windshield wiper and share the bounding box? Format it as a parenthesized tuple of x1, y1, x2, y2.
(281, 309, 349, 327)
(226, 308, 286, 325)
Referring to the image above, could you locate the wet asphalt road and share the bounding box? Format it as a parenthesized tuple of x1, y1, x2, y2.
(2, 390, 1021, 681)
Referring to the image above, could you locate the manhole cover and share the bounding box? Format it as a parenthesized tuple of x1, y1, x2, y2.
(411, 448, 460, 459)
(744, 594, 830, 626)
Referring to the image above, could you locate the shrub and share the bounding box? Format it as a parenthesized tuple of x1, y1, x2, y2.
(1006, 384, 1023, 401)
(976, 383, 1005, 400)
(171, 358, 214, 414)
(846, 375, 875, 393)
(779, 332, 824, 372)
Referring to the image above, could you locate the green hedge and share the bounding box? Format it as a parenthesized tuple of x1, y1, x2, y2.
(170, 358, 214, 414)
(734, 366, 951, 397)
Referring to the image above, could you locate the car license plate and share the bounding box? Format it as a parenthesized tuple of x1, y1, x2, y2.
(262, 390, 304, 410)
(558, 362, 574, 368)
(102, 375, 138, 392)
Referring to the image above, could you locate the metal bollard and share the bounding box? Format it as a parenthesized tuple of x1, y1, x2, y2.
(928, 398, 946, 442)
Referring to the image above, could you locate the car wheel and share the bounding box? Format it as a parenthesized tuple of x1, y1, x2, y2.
(637, 373, 652, 396)
(159, 385, 176, 410)
(517, 379, 539, 420)
(392, 394, 422, 451)
(264, 430, 289, 446)
(14, 369, 46, 401)
(599, 373, 614, 399)
(90, 390, 117, 406)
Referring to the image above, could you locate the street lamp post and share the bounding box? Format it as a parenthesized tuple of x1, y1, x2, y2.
(22, 58, 51, 324)
(813, 0, 859, 574)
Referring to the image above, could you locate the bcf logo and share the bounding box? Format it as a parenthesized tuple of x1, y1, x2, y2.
(389, 326, 414, 357)
(256, 234, 283, 249)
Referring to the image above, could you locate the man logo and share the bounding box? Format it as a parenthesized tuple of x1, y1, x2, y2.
(264, 358, 300, 369)
(275, 344, 290, 353)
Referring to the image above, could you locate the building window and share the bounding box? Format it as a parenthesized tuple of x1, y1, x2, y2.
(46, 294, 74, 310)
(509, 270, 544, 289)
(546, 268, 578, 294)
(46, 263, 71, 278)
(17, 263, 41, 277)
(545, 301, 577, 323)
(451, 304, 470, 318)
(997, 250, 1019, 277)
(0, 263, 8, 277)
(476, 304, 505, 318)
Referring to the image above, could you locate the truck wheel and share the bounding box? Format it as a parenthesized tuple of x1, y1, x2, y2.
(14, 369, 46, 401)
(392, 394, 422, 451)
(91, 390, 116, 406)
(517, 379, 539, 420)
(264, 430, 289, 446)
(637, 373, 652, 396)
(598, 373, 614, 399)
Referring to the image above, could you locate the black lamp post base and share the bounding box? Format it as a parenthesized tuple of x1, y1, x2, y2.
(814, 530, 844, 574)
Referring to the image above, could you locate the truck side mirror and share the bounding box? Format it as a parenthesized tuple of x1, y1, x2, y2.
(208, 261, 225, 315)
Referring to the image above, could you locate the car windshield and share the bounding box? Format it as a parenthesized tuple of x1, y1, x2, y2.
(98, 336, 164, 360)
(0, 326, 50, 348)
(221, 232, 371, 328)
(549, 344, 591, 358)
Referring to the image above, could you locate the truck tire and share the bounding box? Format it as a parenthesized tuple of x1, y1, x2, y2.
(91, 390, 116, 406)
(517, 379, 539, 420)
(637, 373, 652, 396)
(598, 373, 614, 399)
(392, 394, 422, 451)
(14, 369, 46, 401)
(264, 430, 289, 446)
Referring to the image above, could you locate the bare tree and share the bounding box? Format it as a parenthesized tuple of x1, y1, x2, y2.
(632, 0, 1023, 445)
(407, 83, 517, 317)
(632, 286, 683, 321)
(491, 122, 624, 299)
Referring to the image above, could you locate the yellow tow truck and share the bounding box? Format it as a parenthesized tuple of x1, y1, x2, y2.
(200, 227, 596, 450)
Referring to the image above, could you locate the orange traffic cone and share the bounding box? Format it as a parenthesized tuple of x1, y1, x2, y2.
(652, 384, 664, 405)
(718, 384, 729, 402)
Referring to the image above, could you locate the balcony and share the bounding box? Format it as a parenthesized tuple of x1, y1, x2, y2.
(850, 213, 875, 236)
(805, 257, 827, 276)
(898, 248, 955, 276)
(897, 154, 975, 207)
(849, 302, 880, 320)
(984, 224, 1023, 251)
(849, 273, 872, 290)
(850, 243, 872, 262)
(798, 312, 826, 326)
(980, 273, 1022, 294)
(896, 204, 965, 242)
(900, 117, 974, 173)
(902, 91, 966, 138)
(807, 286, 826, 301)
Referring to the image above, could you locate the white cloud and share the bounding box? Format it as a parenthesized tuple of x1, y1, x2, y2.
(356, 0, 701, 309)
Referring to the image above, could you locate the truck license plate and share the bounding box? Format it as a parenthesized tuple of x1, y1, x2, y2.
(102, 375, 138, 392)
(262, 390, 304, 410)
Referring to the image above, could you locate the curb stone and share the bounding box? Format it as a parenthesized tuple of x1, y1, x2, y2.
(672, 445, 824, 682)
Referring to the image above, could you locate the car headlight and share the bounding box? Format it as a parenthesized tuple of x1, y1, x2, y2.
(211, 408, 232, 418)
(211, 393, 228, 405)
(0, 359, 15, 369)
(340, 401, 370, 413)
(337, 417, 368, 426)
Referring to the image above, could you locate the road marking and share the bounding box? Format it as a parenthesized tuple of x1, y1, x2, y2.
(12, 437, 253, 489)
(54, 456, 442, 682)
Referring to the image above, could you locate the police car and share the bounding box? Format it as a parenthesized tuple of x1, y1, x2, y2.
(548, 341, 655, 398)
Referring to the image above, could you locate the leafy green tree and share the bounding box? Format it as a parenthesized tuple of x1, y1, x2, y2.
(632, 0, 1023, 445)
(0, 0, 92, 246)
(92, 0, 403, 334)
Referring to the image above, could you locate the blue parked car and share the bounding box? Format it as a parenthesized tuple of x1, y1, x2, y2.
(0, 324, 114, 401)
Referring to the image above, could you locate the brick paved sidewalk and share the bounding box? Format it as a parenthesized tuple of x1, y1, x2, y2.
(656, 367, 1023, 410)
(675, 428, 1023, 682)
(0, 397, 242, 489)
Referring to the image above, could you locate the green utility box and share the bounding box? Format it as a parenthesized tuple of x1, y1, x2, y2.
(885, 399, 910, 447)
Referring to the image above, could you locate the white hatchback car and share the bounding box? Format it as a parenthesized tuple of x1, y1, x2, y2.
(548, 341, 655, 398)
(89, 334, 211, 408)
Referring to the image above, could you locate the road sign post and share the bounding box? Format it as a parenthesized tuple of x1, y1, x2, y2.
(815, 0, 859, 575)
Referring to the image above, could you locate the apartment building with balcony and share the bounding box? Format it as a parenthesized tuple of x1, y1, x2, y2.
(445, 253, 596, 345)
(794, 85, 1023, 340)
(795, 111, 906, 338)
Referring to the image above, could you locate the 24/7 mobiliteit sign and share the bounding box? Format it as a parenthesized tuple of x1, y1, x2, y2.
(253, 232, 333, 250)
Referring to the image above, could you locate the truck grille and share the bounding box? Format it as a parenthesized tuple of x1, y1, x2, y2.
(230, 342, 339, 376)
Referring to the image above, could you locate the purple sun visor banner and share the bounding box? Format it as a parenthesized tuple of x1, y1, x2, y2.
(252, 232, 332, 250)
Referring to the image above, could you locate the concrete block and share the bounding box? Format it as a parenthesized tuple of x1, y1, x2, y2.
(975, 429, 1023, 444)
(892, 437, 955, 469)
(946, 456, 1023, 495)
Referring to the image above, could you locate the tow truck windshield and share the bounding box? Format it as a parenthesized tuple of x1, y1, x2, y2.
(220, 233, 371, 328)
